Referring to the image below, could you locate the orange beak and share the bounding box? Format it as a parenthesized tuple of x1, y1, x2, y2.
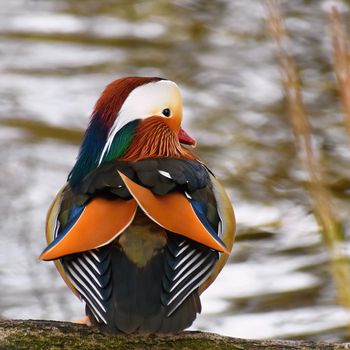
(178, 128, 196, 146)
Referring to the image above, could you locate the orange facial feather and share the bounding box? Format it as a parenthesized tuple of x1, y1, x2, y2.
(122, 117, 197, 161)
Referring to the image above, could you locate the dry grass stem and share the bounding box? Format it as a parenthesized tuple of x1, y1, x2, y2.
(265, 0, 350, 308)
(329, 8, 350, 139)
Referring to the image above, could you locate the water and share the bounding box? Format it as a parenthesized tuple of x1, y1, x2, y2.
(1, 0, 350, 341)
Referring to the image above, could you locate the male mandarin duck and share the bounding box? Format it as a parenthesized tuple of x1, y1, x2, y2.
(39, 77, 235, 334)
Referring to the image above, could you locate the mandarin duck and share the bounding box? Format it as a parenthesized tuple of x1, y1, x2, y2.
(40, 77, 235, 334)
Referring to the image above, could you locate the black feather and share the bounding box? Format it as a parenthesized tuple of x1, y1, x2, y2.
(56, 157, 222, 334)
(62, 232, 215, 334)
(75, 158, 210, 198)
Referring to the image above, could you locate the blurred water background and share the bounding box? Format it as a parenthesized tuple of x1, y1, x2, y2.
(1, 0, 350, 342)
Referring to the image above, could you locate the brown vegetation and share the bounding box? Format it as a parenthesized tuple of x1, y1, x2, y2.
(265, 0, 350, 310)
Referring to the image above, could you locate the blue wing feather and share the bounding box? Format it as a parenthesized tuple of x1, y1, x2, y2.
(189, 199, 226, 249)
(41, 205, 85, 256)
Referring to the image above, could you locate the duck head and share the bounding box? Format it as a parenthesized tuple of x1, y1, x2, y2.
(69, 77, 196, 188)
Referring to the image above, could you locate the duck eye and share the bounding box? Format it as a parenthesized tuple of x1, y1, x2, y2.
(162, 108, 171, 117)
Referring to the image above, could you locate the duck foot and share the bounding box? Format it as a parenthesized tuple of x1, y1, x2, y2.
(73, 315, 91, 326)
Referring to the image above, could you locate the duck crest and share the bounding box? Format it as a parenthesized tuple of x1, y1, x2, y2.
(94, 77, 164, 129)
(69, 77, 164, 187)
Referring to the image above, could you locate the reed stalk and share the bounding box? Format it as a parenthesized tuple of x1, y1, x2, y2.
(265, 0, 350, 309)
(329, 7, 350, 139)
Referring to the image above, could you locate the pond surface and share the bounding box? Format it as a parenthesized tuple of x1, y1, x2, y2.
(1, 0, 350, 341)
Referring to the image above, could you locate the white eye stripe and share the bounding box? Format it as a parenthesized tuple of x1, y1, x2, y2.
(98, 80, 181, 165)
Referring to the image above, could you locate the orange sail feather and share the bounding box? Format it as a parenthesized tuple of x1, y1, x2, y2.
(118, 171, 229, 254)
(40, 198, 137, 261)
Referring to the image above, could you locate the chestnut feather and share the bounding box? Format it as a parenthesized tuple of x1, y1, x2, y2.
(122, 117, 197, 161)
